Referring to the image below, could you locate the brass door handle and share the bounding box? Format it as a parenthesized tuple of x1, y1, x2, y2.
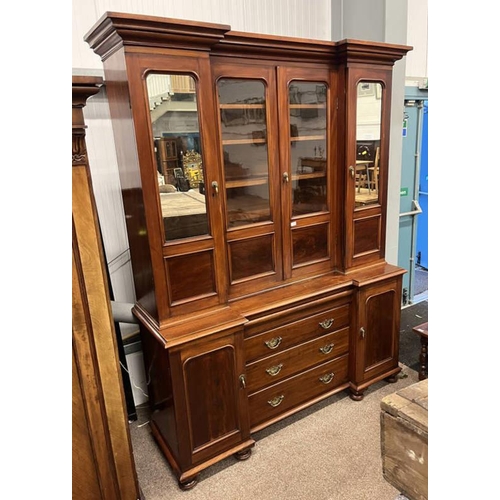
(283, 172, 289, 183)
(211, 180, 219, 194)
(319, 373, 335, 384)
(239, 374, 246, 389)
(266, 364, 283, 376)
(349, 165, 355, 178)
(319, 343, 334, 355)
(264, 336, 282, 350)
(268, 395, 285, 407)
(360, 327, 365, 339)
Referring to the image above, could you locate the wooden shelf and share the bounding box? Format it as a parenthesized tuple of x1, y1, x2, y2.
(223, 138, 267, 145)
(292, 172, 325, 181)
(226, 177, 268, 188)
(289, 104, 326, 109)
(290, 135, 325, 142)
(220, 103, 265, 109)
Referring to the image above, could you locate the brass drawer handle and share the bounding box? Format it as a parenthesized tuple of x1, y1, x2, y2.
(266, 364, 283, 376)
(319, 373, 335, 384)
(268, 395, 285, 407)
(319, 343, 335, 355)
(264, 336, 282, 349)
(319, 318, 334, 330)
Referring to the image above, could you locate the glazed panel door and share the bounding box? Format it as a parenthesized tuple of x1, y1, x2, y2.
(344, 67, 393, 270)
(277, 66, 338, 279)
(212, 61, 284, 297)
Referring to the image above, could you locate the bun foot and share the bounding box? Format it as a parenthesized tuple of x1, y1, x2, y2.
(178, 476, 198, 491)
(234, 448, 252, 461)
(385, 374, 398, 383)
(349, 390, 364, 401)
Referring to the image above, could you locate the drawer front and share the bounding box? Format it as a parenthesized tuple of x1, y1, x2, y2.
(245, 303, 350, 363)
(249, 354, 349, 429)
(246, 327, 349, 393)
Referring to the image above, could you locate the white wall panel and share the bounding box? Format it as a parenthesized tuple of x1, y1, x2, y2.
(406, 0, 428, 79)
(73, 0, 332, 71)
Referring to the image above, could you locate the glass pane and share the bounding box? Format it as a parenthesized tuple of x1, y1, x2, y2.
(289, 82, 328, 216)
(217, 79, 271, 227)
(355, 82, 382, 208)
(146, 73, 208, 242)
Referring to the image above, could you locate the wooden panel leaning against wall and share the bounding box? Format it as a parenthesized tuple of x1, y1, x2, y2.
(72, 75, 141, 500)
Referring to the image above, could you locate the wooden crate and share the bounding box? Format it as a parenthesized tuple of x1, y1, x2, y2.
(380, 379, 428, 500)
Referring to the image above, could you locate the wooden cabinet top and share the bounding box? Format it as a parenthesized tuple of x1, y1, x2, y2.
(84, 11, 411, 64)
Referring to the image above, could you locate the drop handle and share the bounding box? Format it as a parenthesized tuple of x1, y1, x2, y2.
(268, 395, 285, 407)
(360, 327, 366, 339)
(283, 172, 289, 183)
(266, 364, 283, 377)
(319, 343, 334, 355)
(319, 373, 335, 384)
(319, 318, 334, 330)
(349, 166, 355, 178)
(239, 374, 246, 389)
(264, 336, 282, 350)
(211, 180, 219, 195)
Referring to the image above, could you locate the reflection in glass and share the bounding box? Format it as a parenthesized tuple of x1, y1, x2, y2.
(146, 73, 208, 241)
(217, 79, 271, 227)
(355, 82, 382, 208)
(289, 81, 328, 216)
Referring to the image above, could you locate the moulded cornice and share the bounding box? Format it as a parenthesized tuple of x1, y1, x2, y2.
(335, 39, 412, 66)
(84, 12, 411, 65)
(84, 11, 231, 61)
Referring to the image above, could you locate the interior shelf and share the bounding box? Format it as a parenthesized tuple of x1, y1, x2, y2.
(220, 103, 265, 109)
(292, 172, 325, 180)
(289, 104, 326, 109)
(290, 135, 325, 142)
(222, 138, 267, 145)
(226, 177, 268, 188)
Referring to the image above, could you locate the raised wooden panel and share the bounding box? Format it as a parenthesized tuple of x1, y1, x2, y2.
(364, 289, 396, 369)
(292, 223, 329, 266)
(353, 215, 381, 256)
(184, 346, 239, 451)
(229, 235, 275, 282)
(166, 251, 216, 303)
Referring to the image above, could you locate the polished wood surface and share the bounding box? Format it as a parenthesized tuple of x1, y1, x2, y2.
(72, 75, 140, 500)
(84, 12, 411, 489)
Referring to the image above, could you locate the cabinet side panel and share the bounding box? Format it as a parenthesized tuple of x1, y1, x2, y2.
(103, 49, 158, 319)
(141, 326, 179, 458)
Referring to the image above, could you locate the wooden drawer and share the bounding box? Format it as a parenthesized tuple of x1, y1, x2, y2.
(245, 303, 350, 363)
(249, 354, 349, 429)
(246, 327, 349, 393)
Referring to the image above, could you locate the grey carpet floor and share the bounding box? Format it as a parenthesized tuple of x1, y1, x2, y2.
(129, 364, 420, 500)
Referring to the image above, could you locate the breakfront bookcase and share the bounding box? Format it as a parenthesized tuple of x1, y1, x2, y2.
(85, 12, 411, 490)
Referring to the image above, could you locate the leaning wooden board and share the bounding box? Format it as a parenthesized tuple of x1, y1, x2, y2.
(380, 379, 428, 500)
